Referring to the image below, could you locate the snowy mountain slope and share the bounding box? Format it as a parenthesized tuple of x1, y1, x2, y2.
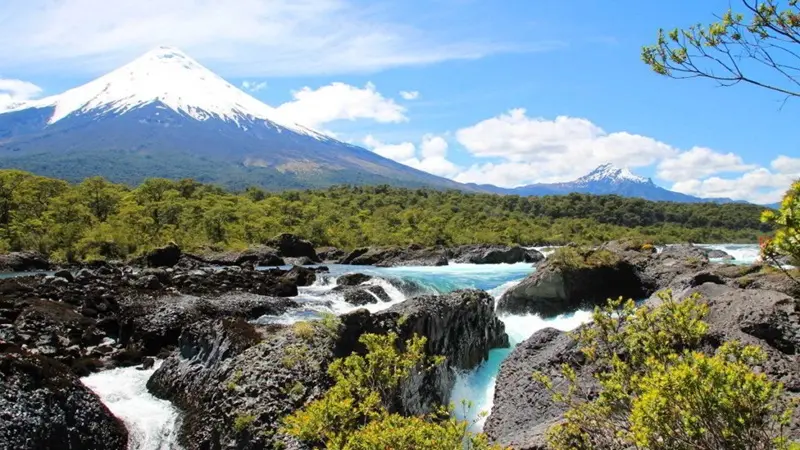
(0, 47, 471, 191)
(465, 163, 740, 204)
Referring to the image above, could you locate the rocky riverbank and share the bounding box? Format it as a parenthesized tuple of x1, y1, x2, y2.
(1, 237, 797, 449)
(486, 241, 800, 449)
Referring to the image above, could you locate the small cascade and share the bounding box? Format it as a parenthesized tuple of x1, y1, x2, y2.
(81, 362, 182, 450)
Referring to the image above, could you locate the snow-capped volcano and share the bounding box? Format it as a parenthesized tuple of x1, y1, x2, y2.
(0, 46, 468, 191)
(466, 163, 739, 203)
(574, 163, 650, 185)
(10, 46, 318, 136)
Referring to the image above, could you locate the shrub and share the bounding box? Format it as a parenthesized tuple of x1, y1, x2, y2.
(281, 332, 501, 450)
(762, 181, 800, 287)
(534, 290, 798, 450)
(550, 246, 587, 269)
(281, 344, 309, 369)
(233, 413, 256, 433)
(292, 321, 315, 341)
(315, 312, 341, 338)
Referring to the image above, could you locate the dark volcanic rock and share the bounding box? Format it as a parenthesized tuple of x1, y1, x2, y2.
(498, 249, 652, 317)
(337, 285, 392, 306)
(317, 246, 345, 262)
(268, 233, 320, 262)
(194, 246, 285, 267)
(705, 248, 734, 260)
(0, 262, 305, 374)
(484, 328, 590, 449)
(119, 292, 298, 355)
(279, 265, 316, 287)
(0, 251, 51, 272)
(148, 288, 508, 449)
(145, 243, 181, 268)
(341, 245, 448, 267)
(0, 345, 128, 450)
(336, 273, 373, 286)
(450, 245, 543, 264)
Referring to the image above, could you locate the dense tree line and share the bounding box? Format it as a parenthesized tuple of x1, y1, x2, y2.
(0, 169, 771, 262)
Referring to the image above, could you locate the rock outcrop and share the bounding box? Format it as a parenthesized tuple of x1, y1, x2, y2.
(0, 251, 51, 272)
(497, 247, 652, 317)
(340, 245, 448, 267)
(450, 245, 544, 264)
(0, 263, 304, 375)
(145, 242, 182, 268)
(192, 246, 285, 267)
(336, 273, 373, 286)
(268, 233, 320, 262)
(316, 247, 345, 263)
(496, 242, 727, 317)
(147, 289, 509, 449)
(0, 344, 128, 450)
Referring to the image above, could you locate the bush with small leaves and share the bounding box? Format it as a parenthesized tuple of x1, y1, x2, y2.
(535, 290, 798, 450)
(281, 332, 503, 450)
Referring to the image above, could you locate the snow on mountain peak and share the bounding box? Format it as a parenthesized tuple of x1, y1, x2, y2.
(578, 163, 649, 184)
(10, 46, 319, 137)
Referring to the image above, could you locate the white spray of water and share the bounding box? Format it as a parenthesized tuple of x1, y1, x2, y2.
(81, 362, 182, 450)
(697, 243, 761, 265)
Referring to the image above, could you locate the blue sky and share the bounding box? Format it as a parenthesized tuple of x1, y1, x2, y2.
(1, 0, 798, 203)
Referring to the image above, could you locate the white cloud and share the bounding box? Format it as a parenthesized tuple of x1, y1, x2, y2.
(454, 109, 677, 185)
(0, 0, 529, 77)
(363, 135, 416, 161)
(671, 168, 797, 204)
(420, 134, 448, 158)
(275, 82, 407, 129)
(399, 90, 419, 100)
(771, 155, 800, 174)
(656, 147, 755, 182)
(0, 78, 42, 112)
(241, 80, 267, 92)
(363, 134, 460, 177)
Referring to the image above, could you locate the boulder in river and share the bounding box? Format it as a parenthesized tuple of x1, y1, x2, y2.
(267, 233, 320, 262)
(341, 245, 448, 267)
(335, 284, 392, 306)
(317, 246, 346, 262)
(145, 243, 181, 268)
(336, 273, 373, 286)
(0, 251, 51, 272)
(0, 344, 128, 450)
(497, 246, 652, 317)
(450, 244, 544, 264)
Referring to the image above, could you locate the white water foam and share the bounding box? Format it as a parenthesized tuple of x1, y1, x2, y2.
(698, 243, 761, 265)
(81, 362, 182, 450)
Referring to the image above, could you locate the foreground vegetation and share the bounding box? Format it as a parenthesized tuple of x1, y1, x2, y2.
(282, 332, 501, 449)
(0, 169, 772, 262)
(535, 291, 799, 450)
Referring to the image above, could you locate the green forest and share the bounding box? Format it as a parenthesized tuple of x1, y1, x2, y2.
(0, 169, 773, 262)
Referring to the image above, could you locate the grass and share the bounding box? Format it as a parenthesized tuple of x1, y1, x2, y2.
(292, 321, 315, 341)
(550, 246, 621, 270)
(233, 413, 257, 433)
(226, 369, 244, 391)
(281, 344, 309, 369)
(315, 312, 341, 338)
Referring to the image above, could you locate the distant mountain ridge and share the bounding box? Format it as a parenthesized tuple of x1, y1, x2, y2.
(466, 163, 744, 204)
(0, 46, 473, 191)
(0, 47, 760, 205)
